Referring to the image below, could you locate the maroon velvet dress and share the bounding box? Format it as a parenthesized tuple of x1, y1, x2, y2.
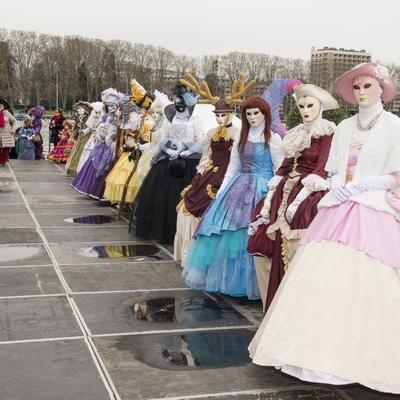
(183, 138, 233, 217)
(247, 134, 332, 310)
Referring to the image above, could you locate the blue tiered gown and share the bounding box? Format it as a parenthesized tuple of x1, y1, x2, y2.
(183, 140, 274, 299)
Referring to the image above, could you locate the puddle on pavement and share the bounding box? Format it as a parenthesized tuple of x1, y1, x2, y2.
(78, 244, 163, 260)
(0, 246, 42, 262)
(64, 215, 116, 224)
(115, 330, 253, 370)
(132, 296, 248, 324)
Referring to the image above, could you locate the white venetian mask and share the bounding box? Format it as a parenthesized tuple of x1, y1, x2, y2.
(352, 76, 383, 108)
(215, 112, 233, 127)
(297, 96, 321, 123)
(245, 107, 265, 128)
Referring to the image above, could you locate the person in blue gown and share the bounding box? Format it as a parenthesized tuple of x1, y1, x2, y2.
(183, 96, 283, 299)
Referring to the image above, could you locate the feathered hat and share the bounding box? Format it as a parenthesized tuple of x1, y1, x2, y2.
(101, 88, 124, 106)
(130, 79, 154, 109)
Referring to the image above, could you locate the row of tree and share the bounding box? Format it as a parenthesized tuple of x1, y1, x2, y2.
(0, 28, 309, 110)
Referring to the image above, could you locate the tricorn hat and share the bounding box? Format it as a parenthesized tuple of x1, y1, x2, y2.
(213, 99, 234, 113)
(294, 84, 339, 111)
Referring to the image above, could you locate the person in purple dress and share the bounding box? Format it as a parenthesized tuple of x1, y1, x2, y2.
(28, 106, 45, 160)
(72, 88, 123, 199)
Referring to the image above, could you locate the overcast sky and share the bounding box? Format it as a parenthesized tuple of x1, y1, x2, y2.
(2, 0, 399, 63)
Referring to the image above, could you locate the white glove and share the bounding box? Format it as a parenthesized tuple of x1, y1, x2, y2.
(329, 174, 348, 203)
(285, 187, 312, 222)
(166, 149, 179, 159)
(331, 175, 397, 204)
(355, 175, 397, 191)
(179, 149, 194, 158)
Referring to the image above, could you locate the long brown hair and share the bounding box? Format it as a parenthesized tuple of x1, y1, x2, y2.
(238, 96, 272, 151)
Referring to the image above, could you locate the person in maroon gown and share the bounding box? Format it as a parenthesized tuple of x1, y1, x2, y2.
(247, 84, 339, 311)
(174, 99, 239, 265)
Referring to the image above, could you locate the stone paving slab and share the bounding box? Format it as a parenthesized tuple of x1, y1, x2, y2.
(15, 172, 71, 182)
(339, 386, 399, 399)
(20, 181, 79, 196)
(9, 160, 59, 172)
(49, 241, 172, 265)
(0, 228, 42, 244)
(60, 261, 185, 292)
(0, 340, 109, 400)
(94, 330, 301, 400)
(36, 213, 127, 228)
(43, 226, 133, 243)
(0, 266, 63, 296)
(26, 194, 94, 204)
(73, 290, 252, 335)
(0, 296, 81, 341)
(0, 204, 30, 214)
(30, 202, 116, 215)
(0, 176, 14, 182)
(0, 192, 24, 204)
(0, 243, 52, 266)
(0, 214, 35, 228)
(183, 387, 341, 400)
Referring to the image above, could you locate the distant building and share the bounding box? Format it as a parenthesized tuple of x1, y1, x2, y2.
(310, 46, 372, 113)
(310, 46, 372, 92)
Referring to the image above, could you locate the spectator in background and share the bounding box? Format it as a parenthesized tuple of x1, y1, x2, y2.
(0, 97, 16, 166)
(49, 108, 64, 147)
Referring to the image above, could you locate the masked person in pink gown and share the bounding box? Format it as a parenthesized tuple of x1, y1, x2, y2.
(249, 62, 400, 394)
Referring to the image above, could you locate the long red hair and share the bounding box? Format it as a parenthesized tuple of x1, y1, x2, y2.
(238, 96, 272, 151)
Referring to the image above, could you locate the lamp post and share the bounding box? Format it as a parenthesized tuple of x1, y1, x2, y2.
(56, 72, 59, 109)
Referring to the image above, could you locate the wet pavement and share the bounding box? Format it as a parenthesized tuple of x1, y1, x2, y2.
(0, 159, 395, 400)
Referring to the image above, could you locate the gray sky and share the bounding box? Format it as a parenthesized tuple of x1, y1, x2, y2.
(2, 0, 399, 63)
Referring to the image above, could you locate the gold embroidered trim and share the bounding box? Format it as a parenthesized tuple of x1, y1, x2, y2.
(206, 184, 216, 199)
(180, 184, 192, 198)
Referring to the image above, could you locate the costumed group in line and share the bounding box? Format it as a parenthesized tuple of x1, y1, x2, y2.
(42, 62, 399, 395)
(0, 101, 46, 164)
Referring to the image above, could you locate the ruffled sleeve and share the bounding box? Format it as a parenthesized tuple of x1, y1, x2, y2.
(270, 133, 284, 172)
(302, 134, 333, 191)
(217, 130, 240, 194)
(324, 123, 341, 175)
(7, 111, 16, 133)
(196, 128, 214, 174)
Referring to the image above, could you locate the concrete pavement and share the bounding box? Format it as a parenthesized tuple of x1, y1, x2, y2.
(0, 159, 394, 400)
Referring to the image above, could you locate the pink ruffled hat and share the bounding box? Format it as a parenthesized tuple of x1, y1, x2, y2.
(335, 62, 396, 104)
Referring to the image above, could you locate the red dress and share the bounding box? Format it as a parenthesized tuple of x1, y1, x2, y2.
(247, 134, 332, 310)
(183, 138, 234, 217)
(48, 128, 74, 162)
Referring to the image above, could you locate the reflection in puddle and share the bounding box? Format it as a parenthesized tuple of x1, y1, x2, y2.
(132, 296, 247, 324)
(116, 330, 253, 370)
(64, 215, 116, 224)
(79, 244, 163, 260)
(0, 246, 42, 262)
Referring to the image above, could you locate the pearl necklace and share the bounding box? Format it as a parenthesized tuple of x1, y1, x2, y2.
(356, 110, 383, 132)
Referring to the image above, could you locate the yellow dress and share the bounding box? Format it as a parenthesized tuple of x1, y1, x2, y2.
(103, 117, 154, 204)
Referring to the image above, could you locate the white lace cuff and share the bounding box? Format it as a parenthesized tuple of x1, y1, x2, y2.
(302, 174, 328, 191)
